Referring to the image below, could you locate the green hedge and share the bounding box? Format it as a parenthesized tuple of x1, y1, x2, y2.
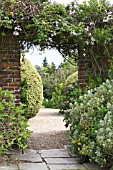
(20, 58, 43, 119)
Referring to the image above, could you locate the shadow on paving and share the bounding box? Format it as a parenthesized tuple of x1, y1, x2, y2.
(27, 130, 69, 150)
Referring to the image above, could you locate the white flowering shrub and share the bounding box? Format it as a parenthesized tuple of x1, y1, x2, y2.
(67, 79, 113, 168)
(97, 109, 113, 151)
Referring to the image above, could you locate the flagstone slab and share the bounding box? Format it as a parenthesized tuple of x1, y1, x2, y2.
(40, 149, 70, 158)
(83, 163, 102, 169)
(44, 158, 78, 164)
(48, 164, 85, 170)
(0, 164, 18, 170)
(23, 149, 37, 154)
(19, 162, 48, 170)
(12, 152, 42, 163)
(6, 149, 22, 155)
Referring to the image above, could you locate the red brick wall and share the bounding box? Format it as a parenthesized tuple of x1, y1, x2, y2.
(78, 55, 109, 89)
(0, 34, 20, 105)
(78, 55, 89, 89)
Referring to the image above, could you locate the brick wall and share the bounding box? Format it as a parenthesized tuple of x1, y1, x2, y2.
(0, 33, 20, 105)
(0, 33, 110, 100)
(78, 54, 109, 89)
(78, 55, 89, 89)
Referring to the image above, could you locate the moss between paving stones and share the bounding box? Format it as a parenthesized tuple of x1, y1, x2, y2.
(20, 58, 43, 119)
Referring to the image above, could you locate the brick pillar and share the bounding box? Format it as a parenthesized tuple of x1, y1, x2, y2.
(78, 55, 89, 89)
(78, 54, 109, 89)
(0, 33, 20, 105)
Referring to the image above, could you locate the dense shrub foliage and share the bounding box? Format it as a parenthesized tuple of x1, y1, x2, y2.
(51, 72, 80, 115)
(42, 98, 54, 108)
(51, 83, 64, 109)
(52, 81, 81, 113)
(42, 61, 77, 100)
(66, 79, 113, 168)
(41, 58, 78, 108)
(65, 72, 78, 84)
(0, 88, 31, 154)
(20, 58, 43, 119)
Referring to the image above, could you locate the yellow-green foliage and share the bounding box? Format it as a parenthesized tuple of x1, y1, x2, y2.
(20, 58, 43, 119)
(65, 71, 78, 84)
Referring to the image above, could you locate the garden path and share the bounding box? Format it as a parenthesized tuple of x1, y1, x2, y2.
(0, 108, 102, 170)
(27, 107, 69, 150)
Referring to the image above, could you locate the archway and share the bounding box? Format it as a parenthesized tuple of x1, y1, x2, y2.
(0, 0, 112, 104)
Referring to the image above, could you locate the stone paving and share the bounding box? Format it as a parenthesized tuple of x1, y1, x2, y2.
(0, 148, 102, 170)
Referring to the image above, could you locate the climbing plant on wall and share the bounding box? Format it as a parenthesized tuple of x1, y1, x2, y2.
(0, 0, 113, 82)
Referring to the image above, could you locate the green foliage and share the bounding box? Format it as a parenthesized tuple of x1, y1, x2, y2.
(42, 99, 54, 108)
(67, 79, 113, 168)
(0, 0, 39, 31)
(65, 71, 78, 84)
(51, 71, 79, 112)
(51, 83, 64, 109)
(51, 62, 56, 72)
(42, 67, 57, 99)
(35, 0, 113, 82)
(32, 0, 113, 72)
(0, 88, 31, 154)
(55, 82, 82, 117)
(1, 0, 113, 82)
(108, 56, 113, 79)
(51, 81, 82, 119)
(88, 74, 103, 89)
(42, 59, 77, 101)
(42, 57, 48, 67)
(20, 58, 43, 119)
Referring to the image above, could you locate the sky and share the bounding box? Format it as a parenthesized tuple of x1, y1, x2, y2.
(25, 47, 63, 67)
(25, 0, 113, 67)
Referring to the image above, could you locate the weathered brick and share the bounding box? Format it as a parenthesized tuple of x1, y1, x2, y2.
(0, 34, 20, 105)
(78, 53, 109, 88)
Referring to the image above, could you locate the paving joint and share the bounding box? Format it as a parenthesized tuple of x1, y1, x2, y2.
(0, 148, 102, 170)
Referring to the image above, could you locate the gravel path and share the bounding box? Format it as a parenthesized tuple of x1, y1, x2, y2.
(27, 108, 69, 150)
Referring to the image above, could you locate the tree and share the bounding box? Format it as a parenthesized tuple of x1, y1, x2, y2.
(51, 62, 56, 72)
(42, 57, 48, 67)
(35, 65, 45, 78)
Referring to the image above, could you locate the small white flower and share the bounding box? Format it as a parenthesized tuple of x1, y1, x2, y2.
(13, 31, 19, 36)
(14, 25, 22, 31)
(107, 139, 111, 143)
(106, 79, 110, 83)
(99, 120, 104, 126)
(109, 132, 112, 137)
(107, 102, 111, 109)
(106, 127, 111, 132)
(90, 22, 94, 26)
